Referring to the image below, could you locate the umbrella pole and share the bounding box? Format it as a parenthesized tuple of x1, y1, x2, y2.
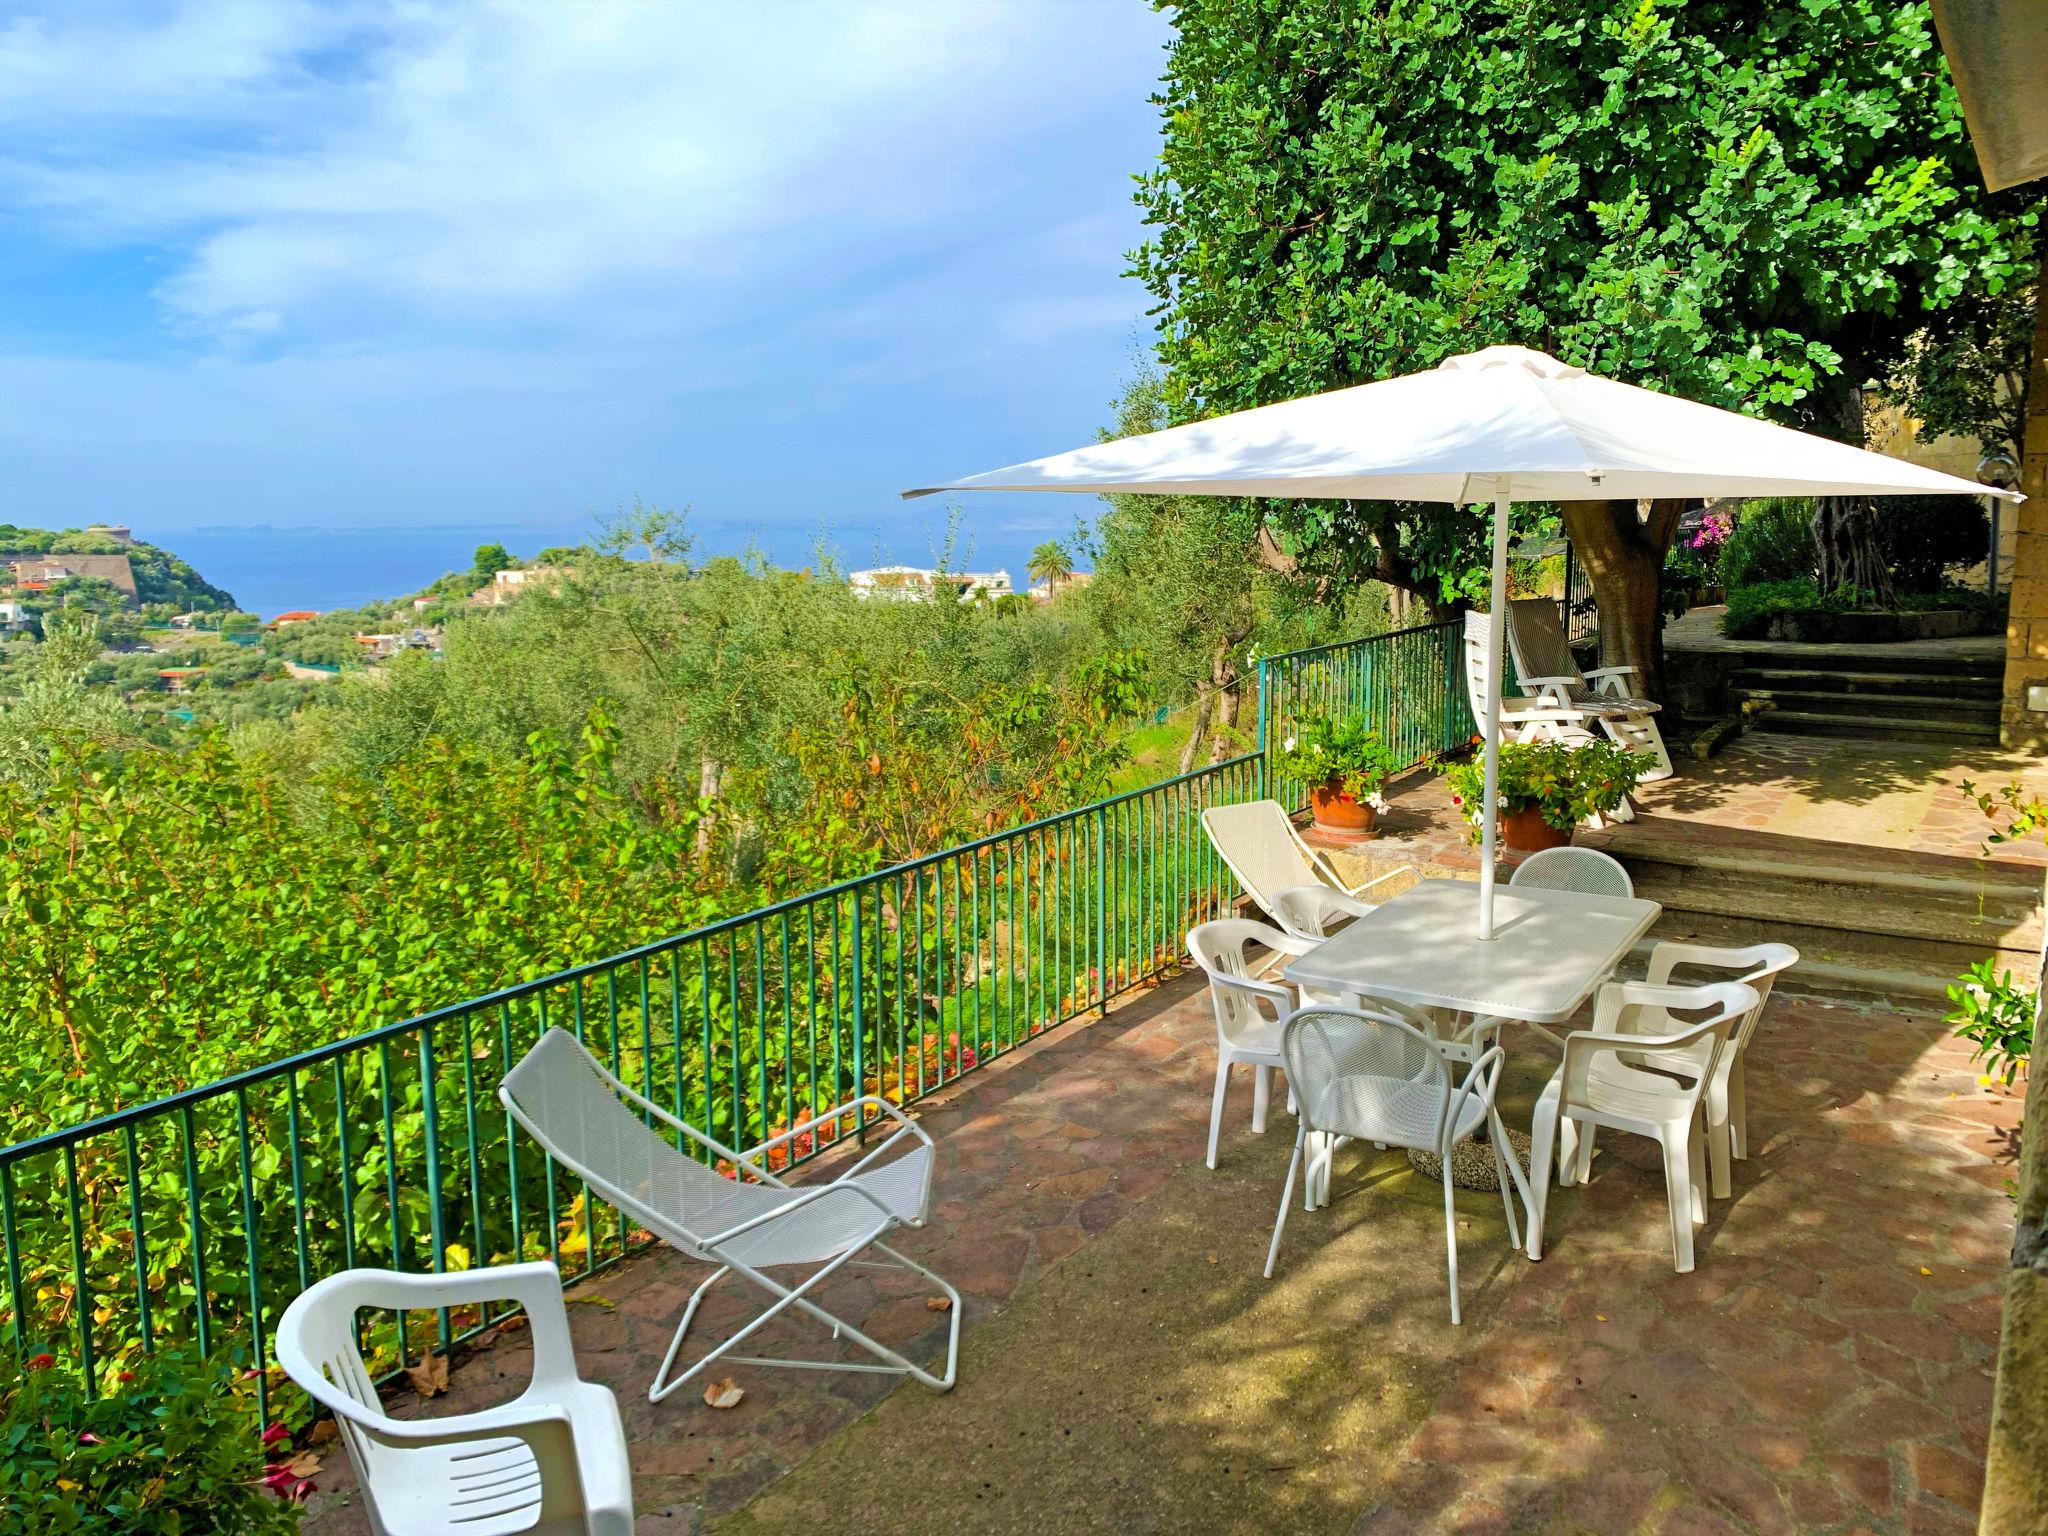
(1477, 492, 1511, 940)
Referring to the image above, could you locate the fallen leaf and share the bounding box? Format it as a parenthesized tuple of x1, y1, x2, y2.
(926, 1296, 953, 1312)
(286, 1452, 323, 1479)
(1920, 1267, 1933, 1276)
(1206, 1253, 1218, 1266)
(1594, 1314, 1608, 1323)
(309, 1420, 339, 1446)
(405, 1353, 449, 1398)
(703, 1378, 744, 1410)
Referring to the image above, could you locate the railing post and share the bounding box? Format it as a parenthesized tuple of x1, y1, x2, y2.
(850, 891, 865, 1145)
(1256, 656, 1270, 797)
(1093, 804, 1108, 1011)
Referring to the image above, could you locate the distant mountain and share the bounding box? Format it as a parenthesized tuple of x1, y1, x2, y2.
(0, 524, 238, 612)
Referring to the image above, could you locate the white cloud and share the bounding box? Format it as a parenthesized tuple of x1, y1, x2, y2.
(2, 0, 1162, 343)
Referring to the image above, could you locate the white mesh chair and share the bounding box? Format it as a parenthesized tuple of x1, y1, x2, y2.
(1187, 919, 1316, 1168)
(1509, 846, 1634, 899)
(1506, 597, 1672, 780)
(1200, 800, 1413, 951)
(275, 1263, 632, 1536)
(500, 1028, 960, 1401)
(1624, 941, 1800, 1197)
(1264, 1007, 1518, 1325)
(1526, 980, 1757, 1273)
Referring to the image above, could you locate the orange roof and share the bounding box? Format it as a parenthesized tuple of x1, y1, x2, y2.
(271, 609, 320, 623)
(157, 668, 206, 677)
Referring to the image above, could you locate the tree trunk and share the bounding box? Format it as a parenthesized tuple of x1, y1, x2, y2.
(1558, 499, 1686, 704)
(695, 754, 722, 858)
(1210, 653, 1242, 764)
(1809, 387, 1895, 604)
(1178, 683, 1215, 775)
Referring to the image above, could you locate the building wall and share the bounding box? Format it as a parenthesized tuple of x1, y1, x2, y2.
(2003, 288, 2048, 750)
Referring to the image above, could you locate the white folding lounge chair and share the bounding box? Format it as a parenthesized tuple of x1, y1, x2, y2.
(499, 1028, 960, 1401)
(1506, 597, 1672, 780)
(1463, 611, 1634, 826)
(1200, 798, 1413, 948)
(275, 1262, 633, 1536)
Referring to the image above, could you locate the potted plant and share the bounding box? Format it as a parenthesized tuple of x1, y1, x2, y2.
(1281, 717, 1403, 834)
(1443, 738, 1648, 852)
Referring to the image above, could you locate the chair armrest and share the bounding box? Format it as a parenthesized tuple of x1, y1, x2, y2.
(1271, 882, 1376, 939)
(741, 1094, 930, 1167)
(1520, 673, 1579, 690)
(1209, 967, 1297, 1011)
(1441, 1044, 1506, 1147)
(1340, 865, 1416, 901)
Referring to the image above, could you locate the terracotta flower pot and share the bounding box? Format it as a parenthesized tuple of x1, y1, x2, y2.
(1309, 778, 1379, 836)
(1500, 805, 1571, 853)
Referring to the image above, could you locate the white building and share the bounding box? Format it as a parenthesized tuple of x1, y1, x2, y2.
(847, 566, 1014, 603)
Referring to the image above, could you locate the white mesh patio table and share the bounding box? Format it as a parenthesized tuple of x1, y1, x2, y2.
(1282, 877, 1662, 1225)
(1281, 877, 1661, 1030)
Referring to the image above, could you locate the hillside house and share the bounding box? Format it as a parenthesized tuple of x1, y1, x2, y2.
(268, 610, 320, 628)
(468, 566, 572, 608)
(848, 565, 1014, 602)
(6, 553, 138, 603)
(156, 668, 205, 694)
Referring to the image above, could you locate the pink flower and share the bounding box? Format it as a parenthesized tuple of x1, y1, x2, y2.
(76, 1432, 101, 1445)
(25, 1354, 53, 1371)
(262, 1422, 291, 1447)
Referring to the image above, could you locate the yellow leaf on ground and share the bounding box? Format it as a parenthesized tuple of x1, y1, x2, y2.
(1920, 1267, 1933, 1276)
(926, 1295, 953, 1312)
(405, 1353, 449, 1398)
(704, 1377, 744, 1409)
(286, 1451, 323, 1478)
(567, 1293, 615, 1310)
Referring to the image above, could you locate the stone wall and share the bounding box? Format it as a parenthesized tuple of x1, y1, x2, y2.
(2001, 276, 2048, 749)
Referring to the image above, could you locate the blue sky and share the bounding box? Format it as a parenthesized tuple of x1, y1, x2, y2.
(0, 0, 1173, 606)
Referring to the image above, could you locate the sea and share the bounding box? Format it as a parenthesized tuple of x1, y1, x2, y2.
(141, 519, 1036, 622)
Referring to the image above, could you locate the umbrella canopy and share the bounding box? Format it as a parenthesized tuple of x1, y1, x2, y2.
(905, 346, 2017, 505)
(905, 346, 2020, 939)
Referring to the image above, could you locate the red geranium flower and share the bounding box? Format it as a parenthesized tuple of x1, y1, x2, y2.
(25, 1354, 53, 1371)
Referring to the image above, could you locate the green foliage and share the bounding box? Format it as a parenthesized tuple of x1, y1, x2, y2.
(1027, 540, 1073, 589)
(0, 526, 236, 612)
(1873, 495, 1990, 593)
(1882, 274, 2034, 465)
(1945, 958, 2036, 1090)
(1278, 715, 1401, 802)
(0, 1345, 299, 1535)
(0, 613, 136, 791)
(1721, 577, 1827, 638)
(1133, 0, 2040, 604)
(471, 543, 514, 579)
(1442, 738, 1649, 838)
(1719, 500, 1819, 590)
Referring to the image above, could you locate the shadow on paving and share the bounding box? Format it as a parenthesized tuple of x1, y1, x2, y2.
(712, 993, 2015, 1536)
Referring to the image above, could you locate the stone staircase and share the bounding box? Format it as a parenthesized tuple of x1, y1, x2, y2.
(1581, 817, 2044, 1004)
(1728, 646, 2003, 747)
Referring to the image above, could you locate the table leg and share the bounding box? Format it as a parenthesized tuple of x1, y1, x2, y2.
(1489, 1105, 1538, 1243)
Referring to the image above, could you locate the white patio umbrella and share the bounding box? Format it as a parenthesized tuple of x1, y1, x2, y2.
(905, 345, 2021, 938)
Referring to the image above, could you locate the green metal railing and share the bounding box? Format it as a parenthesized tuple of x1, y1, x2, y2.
(0, 753, 1263, 1425)
(0, 617, 1472, 1426)
(1258, 619, 1474, 808)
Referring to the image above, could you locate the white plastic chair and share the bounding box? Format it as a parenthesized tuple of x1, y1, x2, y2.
(1187, 919, 1310, 1168)
(499, 1028, 960, 1401)
(1623, 941, 1800, 1197)
(1509, 846, 1634, 899)
(1264, 1007, 1518, 1325)
(1525, 980, 1758, 1272)
(275, 1262, 632, 1536)
(1506, 597, 1673, 780)
(1200, 799, 1413, 950)
(1463, 611, 1634, 827)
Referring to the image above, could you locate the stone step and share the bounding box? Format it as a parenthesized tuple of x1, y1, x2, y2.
(1717, 646, 2003, 681)
(1750, 709, 2003, 745)
(1729, 687, 2003, 724)
(1729, 667, 2004, 701)
(1622, 908, 1991, 1006)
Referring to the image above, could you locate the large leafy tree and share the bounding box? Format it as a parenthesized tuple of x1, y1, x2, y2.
(1134, 0, 2039, 697)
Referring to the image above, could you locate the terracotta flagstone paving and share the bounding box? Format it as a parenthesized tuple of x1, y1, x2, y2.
(300, 958, 2020, 1536)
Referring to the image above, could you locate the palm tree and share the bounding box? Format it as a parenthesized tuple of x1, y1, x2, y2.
(1027, 539, 1073, 596)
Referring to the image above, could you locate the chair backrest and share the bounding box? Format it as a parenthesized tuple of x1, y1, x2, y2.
(1567, 980, 1756, 1110)
(1506, 597, 1585, 693)
(1282, 1005, 1448, 1146)
(1201, 800, 1322, 912)
(1462, 610, 1495, 730)
(1187, 918, 1291, 1047)
(1644, 940, 1800, 1058)
(500, 1027, 742, 1248)
(1509, 846, 1634, 899)
(274, 1270, 402, 1494)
